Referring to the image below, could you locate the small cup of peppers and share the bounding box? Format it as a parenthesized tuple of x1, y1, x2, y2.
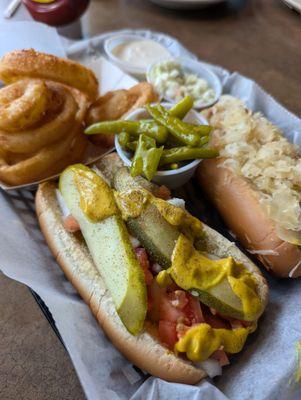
(85, 96, 219, 189)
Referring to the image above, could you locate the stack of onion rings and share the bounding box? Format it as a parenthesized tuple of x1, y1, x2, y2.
(0, 79, 88, 185)
(0, 50, 100, 186)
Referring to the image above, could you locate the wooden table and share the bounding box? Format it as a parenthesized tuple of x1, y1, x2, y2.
(1, 1, 300, 399)
(85, 0, 301, 116)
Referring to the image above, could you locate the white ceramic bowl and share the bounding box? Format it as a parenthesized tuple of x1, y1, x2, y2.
(146, 57, 222, 109)
(115, 103, 208, 189)
(104, 34, 171, 79)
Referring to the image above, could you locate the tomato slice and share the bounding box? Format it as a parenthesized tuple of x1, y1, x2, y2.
(170, 290, 189, 310)
(202, 305, 231, 329)
(63, 215, 80, 233)
(182, 295, 205, 325)
(148, 280, 166, 322)
(159, 292, 186, 323)
(210, 308, 252, 329)
(135, 247, 153, 286)
(211, 349, 230, 366)
(158, 320, 178, 350)
(153, 185, 171, 200)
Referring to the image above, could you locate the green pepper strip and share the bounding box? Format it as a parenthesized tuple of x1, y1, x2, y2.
(157, 104, 212, 137)
(131, 134, 163, 181)
(166, 107, 212, 137)
(166, 134, 209, 149)
(169, 97, 212, 136)
(185, 122, 212, 136)
(129, 133, 199, 153)
(169, 96, 194, 119)
(118, 131, 131, 148)
(146, 105, 200, 146)
(147, 104, 211, 147)
(126, 141, 138, 151)
(85, 120, 168, 144)
(159, 146, 219, 165)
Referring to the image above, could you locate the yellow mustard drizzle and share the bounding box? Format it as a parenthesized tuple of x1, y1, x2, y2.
(156, 270, 173, 288)
(168, 234, 263, 321)
(114, 188, 204, 242)
(154, 197, 204, 242)
(175, 323, 256, 362)
(114, 189, 148, 220)
(71, 165, 117, 222)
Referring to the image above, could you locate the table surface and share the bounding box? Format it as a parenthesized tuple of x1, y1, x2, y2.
(1, 1, 301, 399)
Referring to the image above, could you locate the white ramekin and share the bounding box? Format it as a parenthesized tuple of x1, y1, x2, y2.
(146, 57, 222, 109)
(115, 103, 208, 189)
(104, 34, 171, 79)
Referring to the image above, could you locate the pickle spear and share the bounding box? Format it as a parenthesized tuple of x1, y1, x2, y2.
(59, 166, 147, 335)
(113, 167, 257, 320)
(113, 167, 179, 267)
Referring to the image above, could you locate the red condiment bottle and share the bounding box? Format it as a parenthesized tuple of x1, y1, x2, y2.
(22, 0, 90, 27)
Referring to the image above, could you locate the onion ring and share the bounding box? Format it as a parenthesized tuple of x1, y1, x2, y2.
(86, 82, 158, 147)
(0, 81, 78, 154)
(69, 86, 90, 123)
(0, 127, 88, 186)
(124, 82, 158, 117)
(0, 49, 98, 101)
(0, 79, 50, 132)
(86, 89, 133, 126)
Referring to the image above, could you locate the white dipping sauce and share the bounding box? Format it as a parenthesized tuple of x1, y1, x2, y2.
(112, 40, 170, 69)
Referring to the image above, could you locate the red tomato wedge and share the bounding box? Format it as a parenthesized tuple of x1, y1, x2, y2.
(202, 305, 231, 329)
(183, 295, 205, 325)
(158, 320, 177, 350)
(170, 290, 189, 310)
(135, 247, 153, 286)
(211, 349, 230, 366)
(63, 215, 80, 233)
(153, 185, 171, 200)
(148, 280, 165, 322)
(158, 291, 186, 324)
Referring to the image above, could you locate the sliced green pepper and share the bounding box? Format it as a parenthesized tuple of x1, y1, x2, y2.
(169, 96, 194, 119)
(159, 146, 219, 165)
(184, 122, 212, 136)
(126, 141, 138, 151)
(131, 134, 163, 180)
(85, 120, 168, 144)
(118, 131, 131, 149)
(118, 131, 138, 151)
(169, 97, 212, 136)
(146, 105, 200, 146)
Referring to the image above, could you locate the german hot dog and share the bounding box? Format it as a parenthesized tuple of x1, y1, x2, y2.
(198, 96, 301, 278)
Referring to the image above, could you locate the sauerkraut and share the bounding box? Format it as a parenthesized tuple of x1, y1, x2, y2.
(202, 95, 301, 242)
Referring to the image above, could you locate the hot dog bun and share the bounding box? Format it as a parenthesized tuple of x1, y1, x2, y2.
(197, 159, 301, 278)
(36, 153, 268, 383)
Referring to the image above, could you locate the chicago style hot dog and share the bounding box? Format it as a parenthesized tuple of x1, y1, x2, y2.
(36, 153, 268, 383)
